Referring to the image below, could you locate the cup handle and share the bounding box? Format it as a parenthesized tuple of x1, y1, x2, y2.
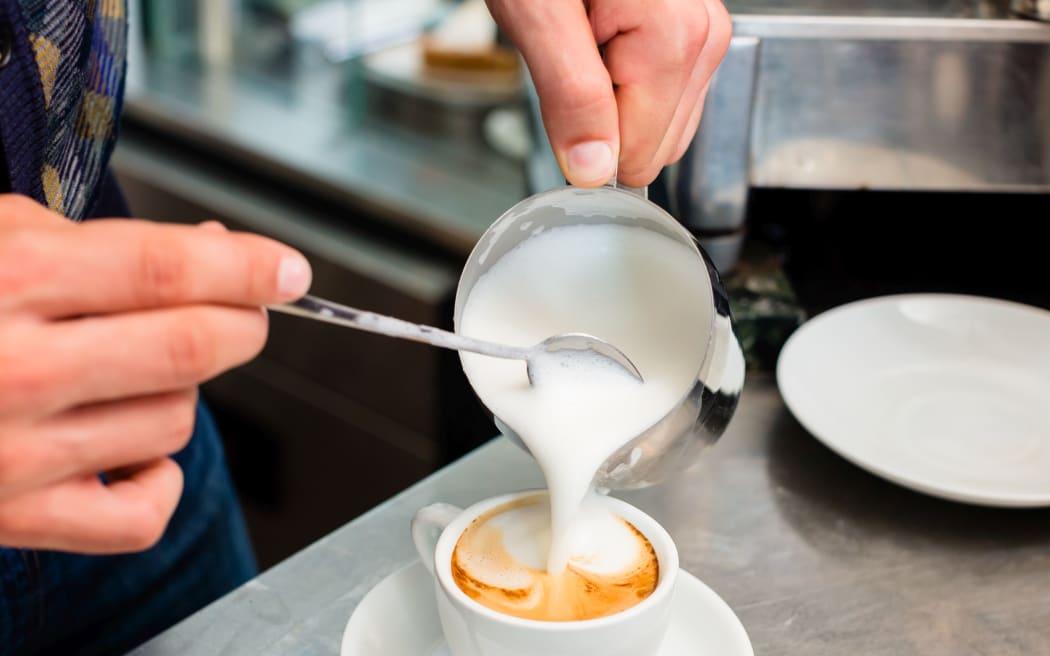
(412, 503, 463, 576)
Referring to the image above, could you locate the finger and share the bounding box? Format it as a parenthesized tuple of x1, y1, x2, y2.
(0, 193, 65, 227)
(598, 0, 712, 186)
(6, 219, 311, 319)
(0, 457, 183, 553)
(487, 0, 619, 186)
(667, 0, 731, 164)
(646, 57, 710, 172)
(669, 81, 711, 165)
(0, 197, 66, 304)
(0, 305, 266, 417)
(0, 390, 198, 499)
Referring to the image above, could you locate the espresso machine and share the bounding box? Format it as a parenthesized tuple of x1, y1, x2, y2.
(526, 0, 1050, 274)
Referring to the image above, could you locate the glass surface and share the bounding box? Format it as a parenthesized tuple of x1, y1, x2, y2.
(135, 0, 511, 137)
(727, 0, 1011, 18)
(139, 0, 451, 67)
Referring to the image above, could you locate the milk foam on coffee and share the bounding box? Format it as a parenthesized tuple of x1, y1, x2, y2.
(460, 224, 710, 574)
(452, 494, 658, 621)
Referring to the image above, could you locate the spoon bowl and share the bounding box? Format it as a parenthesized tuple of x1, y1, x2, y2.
(527, 332, 644, 385)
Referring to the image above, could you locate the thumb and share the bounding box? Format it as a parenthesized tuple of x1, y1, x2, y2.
(489, 1, 619, 187)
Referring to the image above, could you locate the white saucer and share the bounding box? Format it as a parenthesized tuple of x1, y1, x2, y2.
(341, 561, 753, 656)
(777, 294, 1050, 507)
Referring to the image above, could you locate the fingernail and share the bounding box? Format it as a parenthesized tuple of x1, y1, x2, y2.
(278, 254, 312, 298)
(566, 141, 615, 185)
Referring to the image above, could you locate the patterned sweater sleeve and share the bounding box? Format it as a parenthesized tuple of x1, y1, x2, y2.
(0, 0, 126, 220)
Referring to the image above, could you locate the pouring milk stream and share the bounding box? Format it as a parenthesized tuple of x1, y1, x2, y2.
(458, 222, 712, 574)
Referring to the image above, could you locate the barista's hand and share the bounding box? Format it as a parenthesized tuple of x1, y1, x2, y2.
(0, 195, 311, 554)
(487, 0, 731, 188)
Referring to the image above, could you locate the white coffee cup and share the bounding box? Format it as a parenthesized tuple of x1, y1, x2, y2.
(411, 490, 679, 656)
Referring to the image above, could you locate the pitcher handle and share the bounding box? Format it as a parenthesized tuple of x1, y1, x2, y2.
(602, 171, 648, 200)
(411, 503, 463, 576)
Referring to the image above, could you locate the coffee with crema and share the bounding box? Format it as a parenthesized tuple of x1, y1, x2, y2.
(452, 495, 658, 622)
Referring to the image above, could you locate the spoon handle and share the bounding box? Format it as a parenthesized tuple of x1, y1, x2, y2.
(270, 295, 530, 362)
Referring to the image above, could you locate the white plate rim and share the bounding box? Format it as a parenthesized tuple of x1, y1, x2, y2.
(674, 567, 754, 656)
(341, 561, 754, 656)
(776, 293, 1050, 508)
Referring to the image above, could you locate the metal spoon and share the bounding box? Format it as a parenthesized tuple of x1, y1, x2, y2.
(270, 295, 644, 384)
